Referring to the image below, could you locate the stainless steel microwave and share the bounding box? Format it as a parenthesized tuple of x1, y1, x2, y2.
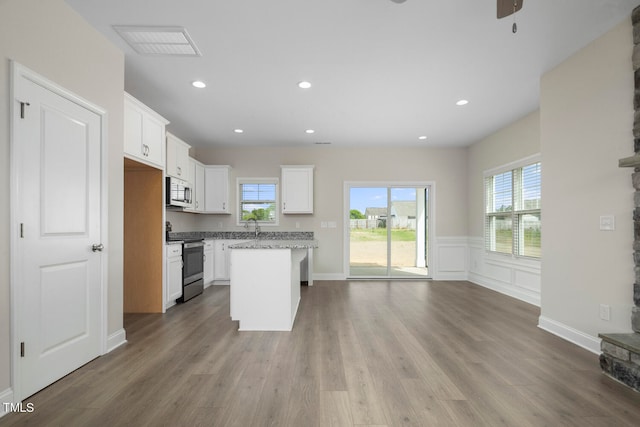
(166, 176, 192, 208)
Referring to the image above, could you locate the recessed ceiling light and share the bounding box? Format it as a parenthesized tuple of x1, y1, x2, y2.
(234, 129, 244, 134)
(418, 136, 427, 140)
(456, 99, 469, 106)
(192, 80, 206, 88)
(305, 129, 315, 134)
(314, 142, 331, 145)
(298, 81, 312, 89)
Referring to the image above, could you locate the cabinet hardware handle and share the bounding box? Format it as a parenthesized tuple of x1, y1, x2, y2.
(20, 101, 30, 119)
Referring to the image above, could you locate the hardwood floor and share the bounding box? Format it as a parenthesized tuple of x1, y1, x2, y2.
(2, 280, 640, 426)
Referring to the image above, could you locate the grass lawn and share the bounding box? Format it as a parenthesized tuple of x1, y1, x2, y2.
(350, 228, 416, 242)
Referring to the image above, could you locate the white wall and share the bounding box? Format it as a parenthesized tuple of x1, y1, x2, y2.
(466, 112, 542, 305)
(0, 0, 124, 397)
(190, 146, 469, 278)
(539, 19, 635, 352)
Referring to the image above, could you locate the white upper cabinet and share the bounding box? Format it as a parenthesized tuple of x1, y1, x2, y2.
(124, 92, 169, 169)
(204, 165, 231, 214)
(281, 165, 314, 214)
(193, 160, 206, 213)
(166, 132, 191, 180)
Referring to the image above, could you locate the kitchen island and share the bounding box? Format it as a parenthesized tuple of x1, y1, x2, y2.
(229, 240, 318, 331)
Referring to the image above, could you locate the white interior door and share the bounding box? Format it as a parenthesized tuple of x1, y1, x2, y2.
(13, 67, 103, 399)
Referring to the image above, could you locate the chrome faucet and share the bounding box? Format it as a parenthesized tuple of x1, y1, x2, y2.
(247, 218, 260, 239)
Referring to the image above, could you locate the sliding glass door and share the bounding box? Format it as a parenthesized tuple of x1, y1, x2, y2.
(348, 184, 430, 278)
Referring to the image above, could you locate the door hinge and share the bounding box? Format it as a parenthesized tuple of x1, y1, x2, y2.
(20, 101, 30, 119)
(20, 342, 24, 357)
(20, 223, 24, 238)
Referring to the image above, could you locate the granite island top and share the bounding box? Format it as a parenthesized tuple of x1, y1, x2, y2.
(229, 239, 318, 249)
(167, 231, 314, 241)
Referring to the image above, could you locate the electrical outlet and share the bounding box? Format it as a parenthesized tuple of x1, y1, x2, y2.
(321, 222, 327, 228)
(600, 304, 611, 321)
(328, 221, 337, 228)
(295, 222, 300, 229)
(600, 215, 615, 231)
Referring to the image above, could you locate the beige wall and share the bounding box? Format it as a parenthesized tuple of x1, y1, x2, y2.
(0, 0, 124, 393)
(540, 19, 634, 338)
(467, 111, 541, 238)
(191, 146, 469, 275)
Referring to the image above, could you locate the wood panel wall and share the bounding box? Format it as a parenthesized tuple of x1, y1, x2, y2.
(124, 158, 163, 313)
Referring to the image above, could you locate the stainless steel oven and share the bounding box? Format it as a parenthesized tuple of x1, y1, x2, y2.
(178, 239, 204, 302)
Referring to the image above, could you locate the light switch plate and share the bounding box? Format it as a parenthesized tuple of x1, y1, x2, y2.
(600, 215, 615, 231)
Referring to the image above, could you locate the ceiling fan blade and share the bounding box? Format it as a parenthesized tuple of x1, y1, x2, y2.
(390, 0, 407, 4)
(497, 0, 523, 19)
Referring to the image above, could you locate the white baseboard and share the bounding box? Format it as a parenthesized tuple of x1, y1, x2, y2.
(469, 271, 540, 307)
(312, 273, 346, 281)
(0, 388, 14, 418)
(432, 272, 468, 281)
(105, 328, 127, 354)
(538, 316, 601, 354)
(212, 280, 230, 286)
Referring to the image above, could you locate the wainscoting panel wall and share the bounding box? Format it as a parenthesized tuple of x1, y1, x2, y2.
(467, 237, 541, 306)
(431, 237, 468, 280)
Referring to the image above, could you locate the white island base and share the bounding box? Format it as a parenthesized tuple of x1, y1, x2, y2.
(230, 247, 308, 331)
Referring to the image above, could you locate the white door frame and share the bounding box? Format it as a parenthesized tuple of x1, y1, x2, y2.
(9, 62, 109, 401)
(343, 181, 436, 279)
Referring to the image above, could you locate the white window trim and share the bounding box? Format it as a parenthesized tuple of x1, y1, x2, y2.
(483, 153, 541, 259)
(483, 153, 541, 179)
(236, 177, 279, 226)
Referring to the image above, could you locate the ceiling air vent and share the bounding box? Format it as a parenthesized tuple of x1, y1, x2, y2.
(113, 26, 201, 56)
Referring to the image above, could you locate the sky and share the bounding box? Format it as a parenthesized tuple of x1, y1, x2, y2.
(349, 187, 419, 214)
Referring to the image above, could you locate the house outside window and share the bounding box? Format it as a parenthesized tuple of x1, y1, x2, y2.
(237, 178, 279, 226)
(485, 157, 541, 258)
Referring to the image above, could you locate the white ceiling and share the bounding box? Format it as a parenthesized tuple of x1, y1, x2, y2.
(65, 0, 639, 148)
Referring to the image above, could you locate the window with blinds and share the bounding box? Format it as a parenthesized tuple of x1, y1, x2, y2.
(238, 179, 278, 224)
(485, 161, 541, 258)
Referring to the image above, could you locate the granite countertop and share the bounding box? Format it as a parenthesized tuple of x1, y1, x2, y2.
(168, 231, 314, 241)
(229, 239, 319, 249)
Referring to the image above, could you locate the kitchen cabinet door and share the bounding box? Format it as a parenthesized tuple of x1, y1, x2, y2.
(124, 92, 168, 170)
(204, 240, 215, 286)
(166, 132, 191, 180)
(213, 240, 230, 281)
(194, 161, 205, 212)
(205, 166, 231, 214)
(166, 245, 183, 308)
(281, 165, 314, 214)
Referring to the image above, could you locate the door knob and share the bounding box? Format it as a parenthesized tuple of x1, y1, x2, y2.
(92, 243, 104, 252)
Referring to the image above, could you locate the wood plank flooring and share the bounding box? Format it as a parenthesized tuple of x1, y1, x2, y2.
(2, 280, 640, 426)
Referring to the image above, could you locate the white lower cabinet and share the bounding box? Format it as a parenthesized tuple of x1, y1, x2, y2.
(204, 239, 214, 287)
(213, 239, 250, 283)
(166, 244, 183, 309)
(213, 240, 231, 281)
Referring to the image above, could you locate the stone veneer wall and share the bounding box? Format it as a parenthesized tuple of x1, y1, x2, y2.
(598, 5, 640, 392)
